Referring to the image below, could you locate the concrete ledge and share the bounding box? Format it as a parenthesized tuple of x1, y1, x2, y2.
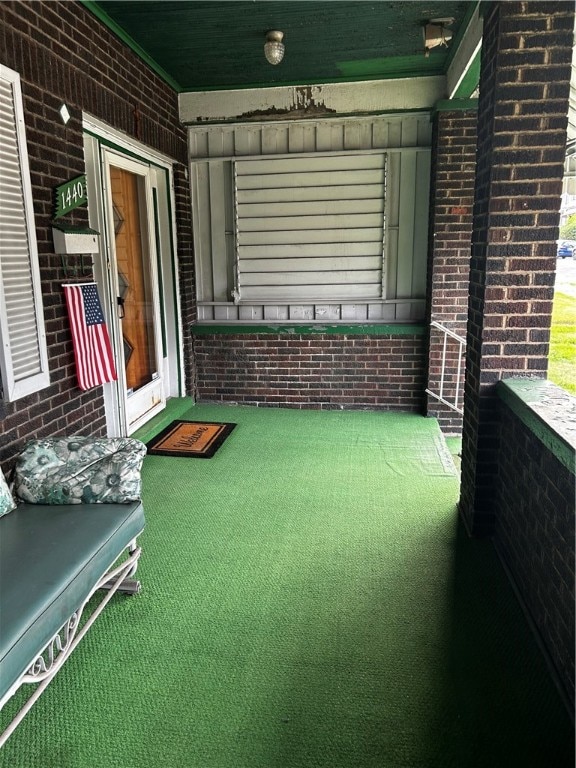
(191, 323, 426, 336)
(497, 378, 576, 474)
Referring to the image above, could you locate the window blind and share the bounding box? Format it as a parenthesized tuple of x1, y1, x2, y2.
(0, 66, 49, 400)
(235, 153, 386, 301)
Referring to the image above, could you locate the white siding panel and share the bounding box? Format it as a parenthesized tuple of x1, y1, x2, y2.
(237, 154, 385, 174)
(261, 124, 290, 154)
(240, 242, 382, 259)
(244, 283, 382, 300)
(396, 152, 417, 300)
(237, 168, 385, 190)
(239, 305, 265, 321)
(241, 256, 381, 273)
(191, 162, 214, 301)
(238, 197, 384, 218)
(242, 270, 380, 286)
(238, 227, 383, 246)
(239, 212, 382, 232)
(189, 114, 431, 321)
(234, 127, 262, 156)
(209, 163, 229, 300)
(412, 151, 431, 300)
(237, 183, 384, 204)
(263, 305, 289, 320)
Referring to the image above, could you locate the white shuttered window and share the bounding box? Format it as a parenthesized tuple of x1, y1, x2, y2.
(235, 153, 386, 301)
(0, 64, 49, 401)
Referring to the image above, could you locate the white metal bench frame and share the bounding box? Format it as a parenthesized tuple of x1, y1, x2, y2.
(0, 538, 142, 749)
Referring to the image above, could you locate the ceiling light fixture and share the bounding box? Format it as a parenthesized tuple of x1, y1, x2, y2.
(264, 30, 285, 65)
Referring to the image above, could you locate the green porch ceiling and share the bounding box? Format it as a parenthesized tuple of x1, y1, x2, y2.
(84, 1, 475, 92)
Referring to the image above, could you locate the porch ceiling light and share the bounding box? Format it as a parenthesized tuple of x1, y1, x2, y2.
(264, 30, 285, 65)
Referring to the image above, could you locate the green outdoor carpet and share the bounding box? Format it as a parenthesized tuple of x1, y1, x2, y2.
(0, 404, 573, 767)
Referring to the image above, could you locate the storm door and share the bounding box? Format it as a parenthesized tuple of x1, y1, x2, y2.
(103, 152, 165, 432)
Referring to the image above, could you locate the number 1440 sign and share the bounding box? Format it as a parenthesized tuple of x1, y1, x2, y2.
(54, 175, 87, 219)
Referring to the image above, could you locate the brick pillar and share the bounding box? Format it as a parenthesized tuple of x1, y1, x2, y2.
(459, 1, 574, 535)
(426, 107, 477, 435)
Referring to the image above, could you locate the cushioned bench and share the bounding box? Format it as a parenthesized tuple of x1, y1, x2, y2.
(0, 437, 146, 748)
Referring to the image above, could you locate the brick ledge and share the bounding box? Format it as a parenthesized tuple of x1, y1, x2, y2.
(497, 378, 576, 473)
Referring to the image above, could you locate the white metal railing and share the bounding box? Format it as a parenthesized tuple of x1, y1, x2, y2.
(426, 321, 467, 415)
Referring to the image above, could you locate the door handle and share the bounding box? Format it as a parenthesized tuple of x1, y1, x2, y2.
(117, 296, 125, 319)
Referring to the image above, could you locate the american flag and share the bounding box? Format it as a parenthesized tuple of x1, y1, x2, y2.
(63, 283, 117, 391)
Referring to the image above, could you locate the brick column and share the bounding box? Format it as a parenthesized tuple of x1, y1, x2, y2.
(426, 107, 477, 435)
(459, 1, 574, 535)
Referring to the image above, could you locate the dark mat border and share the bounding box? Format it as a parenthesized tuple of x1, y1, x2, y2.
(146, 420, 236, 459)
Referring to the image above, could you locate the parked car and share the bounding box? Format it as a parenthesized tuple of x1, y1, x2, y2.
(557, 240, 576, 258)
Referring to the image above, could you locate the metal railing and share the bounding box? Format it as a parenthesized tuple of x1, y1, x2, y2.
(425, 321, 466, 415)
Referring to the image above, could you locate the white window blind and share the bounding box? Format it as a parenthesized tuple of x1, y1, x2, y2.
(235, 153, 386, 301)
(0, 64, 49, 401)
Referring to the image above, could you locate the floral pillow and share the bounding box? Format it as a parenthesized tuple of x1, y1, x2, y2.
(0, 469, 16, 517)
(14, 437, 147, 505)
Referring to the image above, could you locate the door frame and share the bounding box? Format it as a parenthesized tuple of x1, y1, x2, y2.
(83, 114, 184, 436)
(103, 151, 165, 432)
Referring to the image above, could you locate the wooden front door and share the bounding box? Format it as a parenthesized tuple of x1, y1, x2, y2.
(104, 153, 164, 432)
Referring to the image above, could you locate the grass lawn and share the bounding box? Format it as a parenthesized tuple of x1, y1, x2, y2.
(549, 291, 576, 395)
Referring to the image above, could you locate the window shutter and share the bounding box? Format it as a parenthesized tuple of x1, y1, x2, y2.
(0, 65, 50, 401)
(235, 153, 386, 301)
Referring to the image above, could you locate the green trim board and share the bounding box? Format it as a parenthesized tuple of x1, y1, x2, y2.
(191, 323, 426, 336)
(434, 99, 478, 114)
(497, 378, 576, 474)
(81, 1, 182, 92)
(83, 130, 173, 171)
(51, 224, 99, 235)
(335, 55, 445, 81)
(443, 1, 481, 71)
(451, 50, 481, 99)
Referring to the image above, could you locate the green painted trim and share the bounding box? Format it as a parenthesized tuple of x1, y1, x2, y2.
(80, 1, 182, 93)
(443, 1, 481, 71)
(181, 72, 444, 94)
(452, 50, 481, 99)
(191, 323, 426, 336)
(51, 224, 99, 235)
(497, 378, 576, 474)
(83, 130, 173, 170)
(336, 54, 445, 80)
(434, 98, 478, 114)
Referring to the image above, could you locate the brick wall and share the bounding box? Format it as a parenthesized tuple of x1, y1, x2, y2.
(0, 1, 193, 468)
(193, 333, 426, 411)
(494, 385, 575, 713)
(459, 1, 574, 535)
(426, 109, 477, 435)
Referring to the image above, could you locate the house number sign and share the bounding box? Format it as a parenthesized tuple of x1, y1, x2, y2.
(54, 175, 87, 218)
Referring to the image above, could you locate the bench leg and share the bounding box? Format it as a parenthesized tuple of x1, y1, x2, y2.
(0, 540, 142, 748)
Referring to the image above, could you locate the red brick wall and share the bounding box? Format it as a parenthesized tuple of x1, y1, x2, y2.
(0, 1, 193, 467)
(459, 1, 574, 535)
(494, 392, 575, 713)
(193, 333, 426, 411)
(426, 109, 477, 435)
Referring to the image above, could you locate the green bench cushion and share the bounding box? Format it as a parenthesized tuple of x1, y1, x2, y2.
(0, 501, 144, 702)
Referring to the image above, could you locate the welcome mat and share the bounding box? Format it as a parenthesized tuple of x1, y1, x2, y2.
(146, 420, 236, 458)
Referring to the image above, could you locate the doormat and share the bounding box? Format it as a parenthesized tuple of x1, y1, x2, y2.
(146, 420, 236, 458)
